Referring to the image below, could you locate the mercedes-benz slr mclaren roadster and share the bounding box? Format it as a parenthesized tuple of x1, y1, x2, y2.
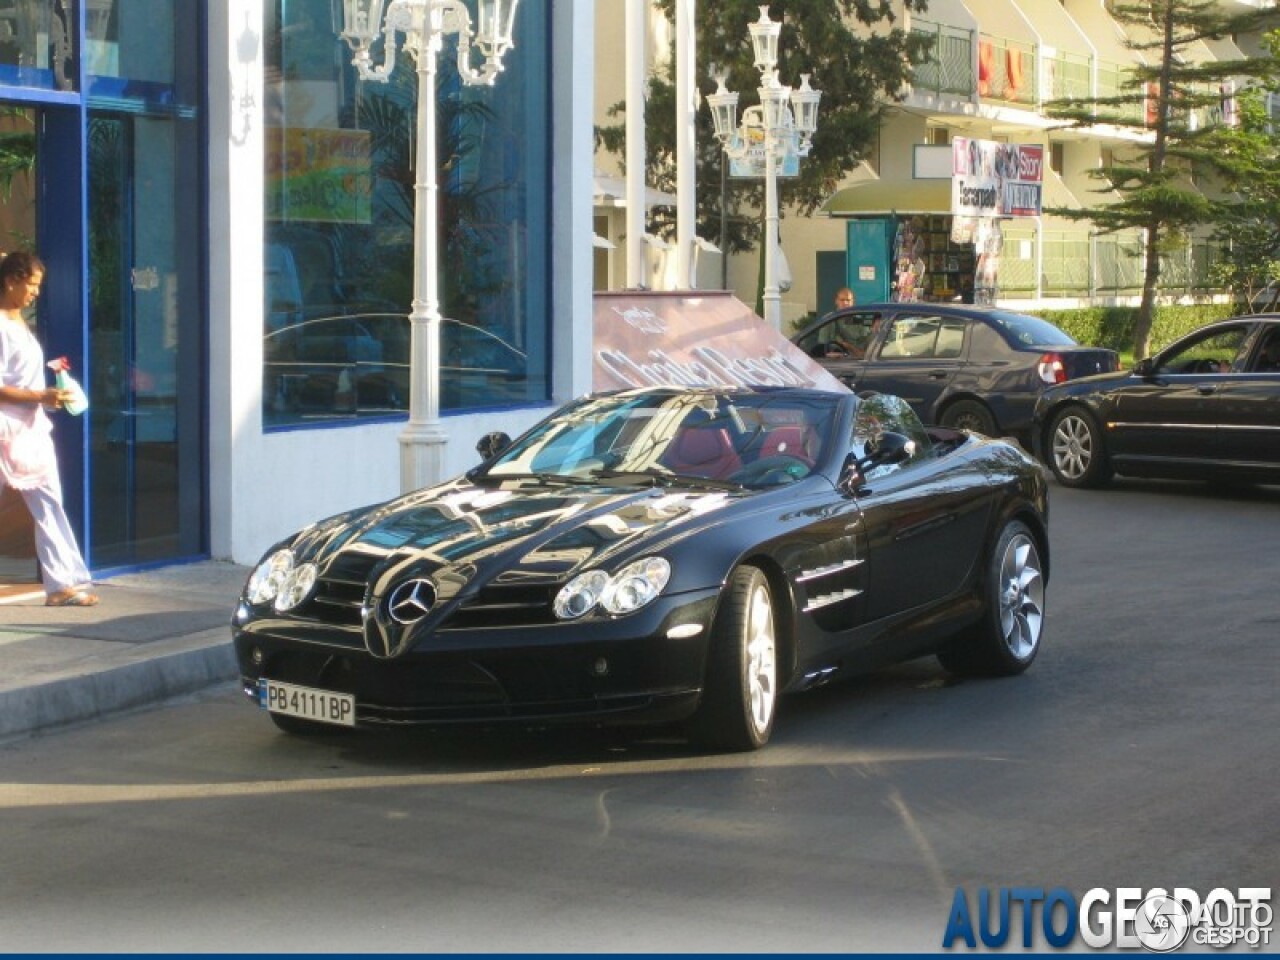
(233, 387, 1049, 751)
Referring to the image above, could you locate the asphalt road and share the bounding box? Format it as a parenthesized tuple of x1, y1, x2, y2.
(0, 479, 1276, 953)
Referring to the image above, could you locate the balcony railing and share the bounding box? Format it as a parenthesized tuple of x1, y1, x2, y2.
(911, 20, 975, 98)
(985, 228, 1220, 299)
(1046, 50, 1091, 103)
(978, 34, 1037, 107)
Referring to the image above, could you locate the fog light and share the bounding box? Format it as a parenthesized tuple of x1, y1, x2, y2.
(592, 657, 609, 677)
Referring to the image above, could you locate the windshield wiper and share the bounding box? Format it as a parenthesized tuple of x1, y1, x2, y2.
(471, 470, 600, 487)
(590, 468, 742, 491)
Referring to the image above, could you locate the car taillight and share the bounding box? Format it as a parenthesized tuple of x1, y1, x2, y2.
(1037, 353, 1067, 385)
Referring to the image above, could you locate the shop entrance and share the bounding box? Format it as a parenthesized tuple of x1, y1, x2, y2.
(0, 0, 206, 585)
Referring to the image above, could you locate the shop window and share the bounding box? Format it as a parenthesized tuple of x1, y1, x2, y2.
(263, 0, 551, 429)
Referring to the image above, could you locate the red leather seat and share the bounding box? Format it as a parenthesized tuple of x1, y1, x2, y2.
(663, 427, 742, 479)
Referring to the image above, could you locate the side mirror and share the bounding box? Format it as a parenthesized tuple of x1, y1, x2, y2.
(840, 431, 916, 493)
(475, 431, 511, 461)
(1135, 357, 1156, 377)
(862, 431, 916, 468)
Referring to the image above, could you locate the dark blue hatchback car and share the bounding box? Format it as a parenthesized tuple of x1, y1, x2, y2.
(792, 303, 1118, 445)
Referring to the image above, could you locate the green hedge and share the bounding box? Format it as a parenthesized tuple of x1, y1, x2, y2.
(1029, 303, 1241, 355)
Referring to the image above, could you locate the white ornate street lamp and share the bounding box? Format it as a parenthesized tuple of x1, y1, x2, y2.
(340, 0, 519, 492)
(707, 6, 820, 330)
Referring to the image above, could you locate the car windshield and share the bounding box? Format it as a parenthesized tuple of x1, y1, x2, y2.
(479, 389, 839, 488)
(986, 311, 1077, 347)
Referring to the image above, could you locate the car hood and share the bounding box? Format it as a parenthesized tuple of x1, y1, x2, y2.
(285, 478, 748, 602)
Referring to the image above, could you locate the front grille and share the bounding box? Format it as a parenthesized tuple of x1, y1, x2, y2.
(448, 582, 557, 628)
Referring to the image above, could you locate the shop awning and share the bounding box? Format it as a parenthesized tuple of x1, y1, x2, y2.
(819, 179, 952, 217)
(593, 173, 677, 209)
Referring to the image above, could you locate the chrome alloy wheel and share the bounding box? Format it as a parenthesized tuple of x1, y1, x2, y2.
(744, 579, 777, 738)
(997, 532, 1044, 662)
(1051, 412, 1095, 482)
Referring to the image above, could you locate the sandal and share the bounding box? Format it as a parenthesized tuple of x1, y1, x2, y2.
(46, 591, 100, 607)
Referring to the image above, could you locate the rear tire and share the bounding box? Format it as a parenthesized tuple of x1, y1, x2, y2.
(941, 398, 998, 437)
(939, 520, 1045, 677)
(1047, 405, 1112, 488)
(689, 566, 778, 752)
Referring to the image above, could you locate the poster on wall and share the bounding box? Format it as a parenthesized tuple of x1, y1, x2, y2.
(266, 128, 373, 223)
(951, 137, 1043, 218)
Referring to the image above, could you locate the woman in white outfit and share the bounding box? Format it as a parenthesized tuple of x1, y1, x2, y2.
(0, 252, 98, 607)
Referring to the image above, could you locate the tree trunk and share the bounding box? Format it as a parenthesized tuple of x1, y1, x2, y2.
(1135, 224, 1160, 361)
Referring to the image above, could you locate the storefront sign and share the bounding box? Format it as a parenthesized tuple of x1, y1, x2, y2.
(593, 292, 847, 393)
(266, 128, 373, 224)
(951, 137, 1043, 218)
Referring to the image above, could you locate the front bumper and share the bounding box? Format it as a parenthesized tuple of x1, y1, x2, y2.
(233, 588, 720, 728)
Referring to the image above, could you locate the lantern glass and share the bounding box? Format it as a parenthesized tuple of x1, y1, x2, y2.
(759, 76, 790, 131)
(791, 75, 821, 136)
(341, 0, 386, 52)
(748, 6, 780, 73)
(707, 78, 739, 140)
(479, 0, 520, 52)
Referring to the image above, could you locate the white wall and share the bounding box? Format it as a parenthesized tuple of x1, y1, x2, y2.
(208, 0, 594, 565)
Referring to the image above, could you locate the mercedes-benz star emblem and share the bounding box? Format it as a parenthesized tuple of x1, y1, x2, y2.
(387, 578, 437, 625)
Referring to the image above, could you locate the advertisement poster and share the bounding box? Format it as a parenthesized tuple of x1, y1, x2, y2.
(593, 292, 847, 394)
(951, 137, 1043, 218)
(728, 119, 800, 178)
(266, 128, 373, 224)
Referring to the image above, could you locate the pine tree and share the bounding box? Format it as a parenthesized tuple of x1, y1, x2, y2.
(1046, 0, 1280, 359)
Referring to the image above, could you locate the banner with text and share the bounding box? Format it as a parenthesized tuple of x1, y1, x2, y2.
(951, 137, 1043, 218)
(593, 291, 847, 394)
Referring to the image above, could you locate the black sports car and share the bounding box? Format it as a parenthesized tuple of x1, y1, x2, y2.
(233, 387, 1050, 751)
(1034, 315, 1280, 488)
(792, 303, 1118, 445)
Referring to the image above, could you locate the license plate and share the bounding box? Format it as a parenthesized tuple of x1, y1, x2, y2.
(259, 679, 356, 727)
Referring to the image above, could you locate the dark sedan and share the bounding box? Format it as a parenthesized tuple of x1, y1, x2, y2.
(792, 303, 1118, 445)
(232, 387, 1049, 752)
(1034, 315, 1280, 488)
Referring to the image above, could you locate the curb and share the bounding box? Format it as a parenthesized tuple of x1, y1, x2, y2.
(0, 628, 238, 740)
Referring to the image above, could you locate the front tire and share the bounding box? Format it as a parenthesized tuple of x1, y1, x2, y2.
(1047, 406, 1112, 488)
(689, 566, 778, 752)
(939, 520, 1045, 677)
(941, 398, 998, 437)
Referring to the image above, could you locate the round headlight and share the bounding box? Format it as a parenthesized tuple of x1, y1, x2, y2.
(601, 557, 671, 615)
(274, 562, 318, 612)
(553, 569, 610, 620)
(246, 549, 295, 605)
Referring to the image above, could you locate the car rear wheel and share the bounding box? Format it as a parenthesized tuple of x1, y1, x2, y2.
(689, 566, 777, 752)
(1047, 406, 1112, 488)
(939, 520, 1044, 677)
(941, 398, 998, 437)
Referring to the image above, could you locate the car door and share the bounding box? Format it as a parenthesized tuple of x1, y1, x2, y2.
(855, 311, 967, 423)
(846, 397, 993, 625)
(792, 310, 881, 389)
(1112, 323, 1251, 467)
(1213, 324, 1280, 469)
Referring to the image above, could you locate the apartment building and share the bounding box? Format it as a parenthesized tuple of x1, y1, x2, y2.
(594, 0, 1270, 324)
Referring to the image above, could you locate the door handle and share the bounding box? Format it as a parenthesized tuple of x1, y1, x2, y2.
(1196, 384, 1219, 395)
(928, 370, 949, 380)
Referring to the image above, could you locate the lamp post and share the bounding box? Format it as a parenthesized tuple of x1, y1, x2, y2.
(340, 0, 520, 492)
(706, 6, 820, 330)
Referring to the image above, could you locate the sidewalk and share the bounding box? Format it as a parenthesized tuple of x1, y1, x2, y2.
(0, 560, 250, 740)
